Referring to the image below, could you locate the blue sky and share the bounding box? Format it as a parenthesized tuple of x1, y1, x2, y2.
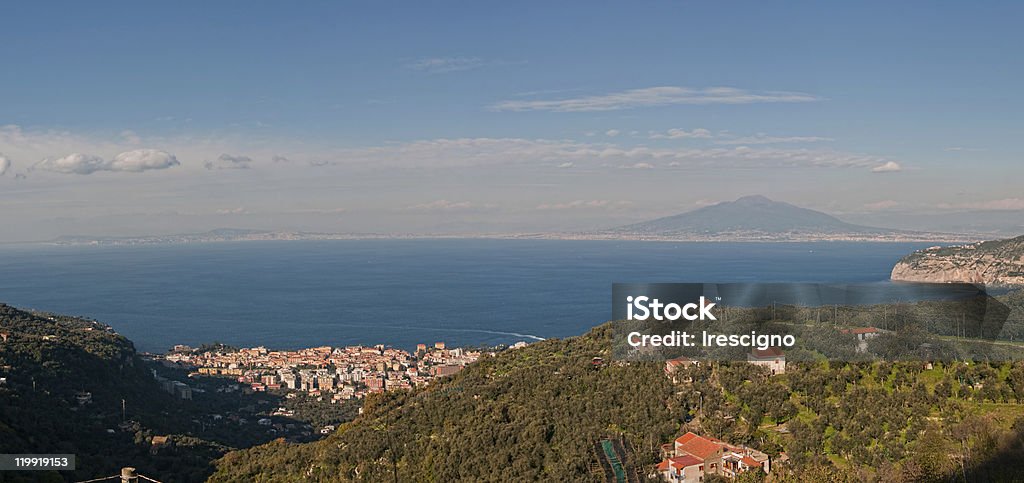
(1, 2, 1023, 241)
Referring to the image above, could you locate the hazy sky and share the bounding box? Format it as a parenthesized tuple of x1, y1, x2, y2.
(2, 2, 1023, 242)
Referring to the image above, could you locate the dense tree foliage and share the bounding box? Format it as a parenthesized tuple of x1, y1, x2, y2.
(5, 299, 1024, 482)
(212, 325, 681, 482)
(0, 303, 201, 481)
(0, 304, 351, 482)
(212, 323, 1024, 483)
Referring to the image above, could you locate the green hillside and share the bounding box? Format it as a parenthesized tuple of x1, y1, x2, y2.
(211, 325, 680, 482)
(0, 304, 278, 482)
(4, 303, 1024, 482)
(211, 324, 1024, 483)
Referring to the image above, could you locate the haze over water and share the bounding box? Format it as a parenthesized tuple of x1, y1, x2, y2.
(0, 240, 934, 352)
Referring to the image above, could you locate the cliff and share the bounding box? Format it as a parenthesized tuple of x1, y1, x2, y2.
(891, 235, 1024, 286)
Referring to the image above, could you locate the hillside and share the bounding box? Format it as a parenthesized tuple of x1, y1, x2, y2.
(2, 303, 1024, 481)
(891, 235, 1024, 286)
(603, 195, 954, 241)
(211, 325, 679, 481)
(212, 322, 1024, 482)
(0, 304, 312, 482)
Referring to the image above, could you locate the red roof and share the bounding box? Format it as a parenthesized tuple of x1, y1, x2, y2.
(675, 431, 724, 445)
(850, 327, 879, 334)
(740, 455, 762, 467)
(674, 432, 700, 445)
(750, 347, 784, 358)
(666, 357, 692, 367)
(656, 460, 670, 471)
(676, 434, 724, 461)
(669, 455, 703, 469)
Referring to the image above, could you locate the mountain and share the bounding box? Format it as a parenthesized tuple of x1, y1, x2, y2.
(0, 304, 267, 482)
(603, 195, 958, 241)
(891, 234, 1024, 286)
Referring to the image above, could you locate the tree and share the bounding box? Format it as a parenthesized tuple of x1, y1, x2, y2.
(916, 423, 953, 481)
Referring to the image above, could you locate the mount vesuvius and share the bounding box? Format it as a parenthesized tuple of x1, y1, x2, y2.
(588, 195, 967, 242)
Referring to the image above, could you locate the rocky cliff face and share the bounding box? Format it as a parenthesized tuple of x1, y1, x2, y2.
(891, 235, 1024, 286)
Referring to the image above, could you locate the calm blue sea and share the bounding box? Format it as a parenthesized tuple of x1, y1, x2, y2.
(0, 240, 934, 352)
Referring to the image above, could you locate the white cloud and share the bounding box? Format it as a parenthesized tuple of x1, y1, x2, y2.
(323, 137, 896, 173)
(205, 153, 252, 170)
(215, 207, 248, 215)
(646, 129, 830, 144)
(291, 207, 347, 215)
(863, 200, 900, 211)
(0, 154, 10, 176)
(406, 56, 484, 73)
(2, 122, 898, 177)
(0, 125, 208, 172)
(108, 149, 180, 172)
(649, 128, 713, 139)
(33, 153, 107, 174)
(405, 199, 490, 211)
(490, 86, 822, 112)
(536, 199, 632, 211)
(605, 129, 621, 137)
(871, 161, 902, 173)
(938, 198, 1024, 211)
(219, 153, 252, 166)
(715, 134, 833, 145)
(272, 155, 290, 163)
(621, 162, 655, 169)
(32, 150, 180, 175)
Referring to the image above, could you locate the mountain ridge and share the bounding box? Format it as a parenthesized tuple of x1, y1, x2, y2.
(599, 195, 962, 242)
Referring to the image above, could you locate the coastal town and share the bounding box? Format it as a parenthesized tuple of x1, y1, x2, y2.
(156, 341, 502, 403)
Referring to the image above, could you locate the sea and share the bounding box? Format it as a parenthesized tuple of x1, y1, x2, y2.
(0, 239, 937, 353)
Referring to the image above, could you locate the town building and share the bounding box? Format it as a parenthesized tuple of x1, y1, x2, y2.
(158, 340, 487, 400)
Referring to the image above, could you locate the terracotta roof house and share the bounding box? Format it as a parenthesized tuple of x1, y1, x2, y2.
(657, 454, 705, 483)
(664, 357, 700, 383)
(838, 327, 883, 353)
(747, 347, 786, 375)
(658, 432, 770, 481)
(677, 436, 725, 460)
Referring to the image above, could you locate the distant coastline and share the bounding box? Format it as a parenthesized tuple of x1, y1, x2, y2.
(34, 195, 999, 246)
(36, 228, 982, 247)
